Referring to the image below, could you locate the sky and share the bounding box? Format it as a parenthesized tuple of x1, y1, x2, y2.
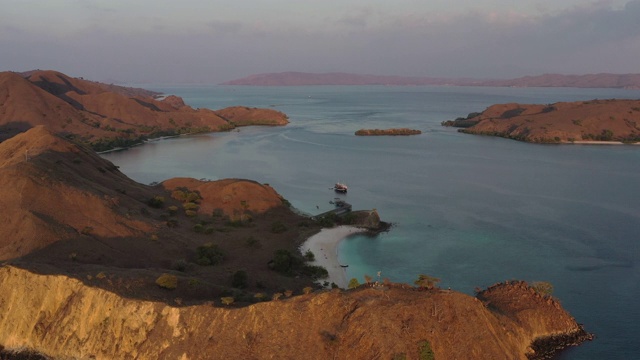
(1, 0, 639, 83)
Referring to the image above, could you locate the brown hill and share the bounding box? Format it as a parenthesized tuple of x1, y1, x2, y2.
(0, 70, 288, 151)
(0, 126, 320, 304)
(442, 99, 640, 143)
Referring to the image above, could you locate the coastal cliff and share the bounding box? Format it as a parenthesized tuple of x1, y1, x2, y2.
(443, 99, 640, 143)
(0, 267, 590, 359)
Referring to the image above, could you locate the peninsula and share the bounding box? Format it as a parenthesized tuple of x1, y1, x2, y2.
(0, 70, 289, 151)
(442, 99, 640, 144)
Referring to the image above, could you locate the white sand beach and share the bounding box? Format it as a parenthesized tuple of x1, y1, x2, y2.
(300, 226, 365, 288)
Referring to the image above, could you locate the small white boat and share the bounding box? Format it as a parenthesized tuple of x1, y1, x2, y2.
(334, 182, 348, 193)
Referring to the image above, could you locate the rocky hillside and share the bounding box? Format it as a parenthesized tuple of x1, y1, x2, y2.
(0, 70, 288, 151)
(442, 99, 640, 143)
(0, 266, 590, 360)
(0, 126, 321, 304)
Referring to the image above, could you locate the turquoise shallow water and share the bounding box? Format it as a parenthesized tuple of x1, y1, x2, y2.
(104, 85, 640, 359)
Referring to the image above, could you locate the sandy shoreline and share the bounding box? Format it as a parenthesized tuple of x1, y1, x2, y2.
(300, 226, 366, 288)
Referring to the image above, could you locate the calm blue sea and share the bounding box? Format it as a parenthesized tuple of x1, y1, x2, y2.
(103, 85, 640, 359)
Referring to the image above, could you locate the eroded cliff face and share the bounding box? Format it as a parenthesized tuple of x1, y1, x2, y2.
(0, 266, 589, 360)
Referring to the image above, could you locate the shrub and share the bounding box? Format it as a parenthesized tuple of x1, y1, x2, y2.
(272, 293, 283, 301)
(147, 196, 165, 208)
(185, 210, 198, 217)
(284, 290, 293, 297)
(183, 202, 199, 211)
(414, 274, 440, 289)
(302, 265, 328, 279)
(195, 243, 225, 266)
(232, 270, 249, 289)
(171, 259, 189, 272)
(156, 274, 178, 289)
(167, 205, 178, 215)
(271, 221, 288, 234)
(245, 236, 261, 248)
(531, 281, 554, 296)
(193, 224, 204, 233)
(221, 297, 235, 306)
(348, 278, 360, 289)
(303, 287, 314, 295)
(304, 250, 315, 261)
(418, 340, 435, 360)
(269, 249, 301, 274)
(254, 293, 267, 301)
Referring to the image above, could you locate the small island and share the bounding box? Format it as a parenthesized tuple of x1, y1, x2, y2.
(355, 128, 422, 136)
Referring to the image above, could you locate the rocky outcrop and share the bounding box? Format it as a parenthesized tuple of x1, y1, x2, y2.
(355, 128, 421, 136)
(443, 99, 640, 143)
(0, 267, 590, 359)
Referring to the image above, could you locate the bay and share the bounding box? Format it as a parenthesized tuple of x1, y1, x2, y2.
(103, 85, 640, 359)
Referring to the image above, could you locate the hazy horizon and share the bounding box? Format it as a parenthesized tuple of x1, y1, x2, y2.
(1, 0, 639, 84)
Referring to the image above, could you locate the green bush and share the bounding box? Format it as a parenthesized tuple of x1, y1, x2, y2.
(269, 249, 301, 274)
(156, 274, 178, 289)
(304, 249, 315, 261)
(302, 265, 328, 279)
(195, 243, 225, 266)
(348, 278, 360, 289)
(147, 196, 165, 208)
(418, 340, 435, 360)
(183, 202, 199, 211)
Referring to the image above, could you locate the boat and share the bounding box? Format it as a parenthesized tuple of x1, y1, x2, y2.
(334, 182, 348, 193)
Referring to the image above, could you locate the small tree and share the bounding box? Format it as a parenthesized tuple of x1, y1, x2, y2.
(304, 250, 315, 261)
(195, 243, 225, 266)
(414, 274, 440, 290)
(231, 270, 249, 289)
(364, 274, 373, 284)
(348, 278, 360, 289)
(531, 281, 554, 296)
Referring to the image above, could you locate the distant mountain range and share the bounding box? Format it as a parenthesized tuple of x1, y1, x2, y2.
(222, 72, 640, 89)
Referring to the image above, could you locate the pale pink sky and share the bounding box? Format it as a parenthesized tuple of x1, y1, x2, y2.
(1, 0, 638, 83)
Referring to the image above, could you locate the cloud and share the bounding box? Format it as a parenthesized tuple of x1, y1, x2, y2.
(1, 1, 638, 82)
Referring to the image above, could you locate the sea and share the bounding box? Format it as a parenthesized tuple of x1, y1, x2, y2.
(102, 85, 640, 359)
